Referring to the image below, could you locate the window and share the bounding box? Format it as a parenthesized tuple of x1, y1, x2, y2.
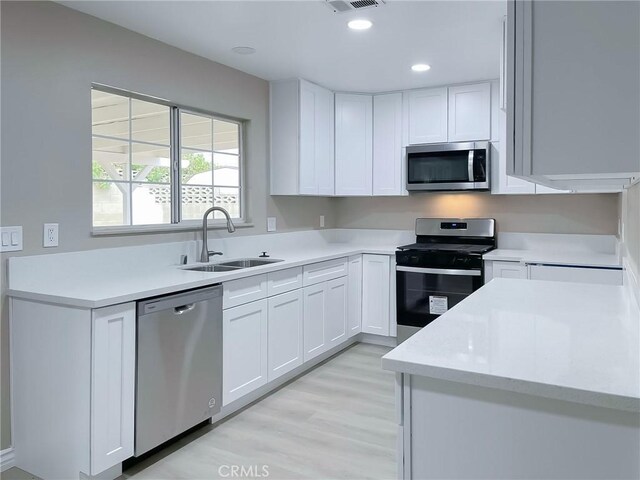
(91, 87, 243, 229)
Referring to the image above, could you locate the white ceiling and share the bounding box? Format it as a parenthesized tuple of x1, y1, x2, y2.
(60, 0, 506, 92)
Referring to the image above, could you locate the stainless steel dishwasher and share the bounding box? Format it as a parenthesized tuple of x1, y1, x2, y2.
(135, 284, 223, 456)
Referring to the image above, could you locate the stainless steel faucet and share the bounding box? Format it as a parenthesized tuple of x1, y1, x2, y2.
(200, 206, 236, 263)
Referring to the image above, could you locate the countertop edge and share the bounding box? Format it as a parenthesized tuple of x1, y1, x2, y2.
(381, 357, 640, 413)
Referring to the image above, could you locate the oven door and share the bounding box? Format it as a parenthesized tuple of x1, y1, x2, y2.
(406, 142, 489, 191)
(396, 266, 483, 341)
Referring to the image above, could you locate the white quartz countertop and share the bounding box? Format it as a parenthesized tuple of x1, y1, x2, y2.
(483, 249, 621, 268)
(7, 244, 397, 308)
(382, 278, 640, 412)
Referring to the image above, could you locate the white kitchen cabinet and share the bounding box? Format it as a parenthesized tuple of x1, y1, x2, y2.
(223, 299, 268, 405)
(489, 261, 528, 280)
(499, 16, 507, 112)
(448, 83, 491, 142)
(528, 264, 623, 285)
(335, 93, 373, 195)
(267, 289, 304, 381)
(373, 93, 405, 195)
(223, 274, 267, 309)
(325, 276, 348, 349)
(303, 282, 327, 361)
(361, 254, 391, 336)
(270, 78, 334, 195)
(405, 87, 448, 144)
(91, 303, 135, 475)
(508, 0, 639, 190)
(347, 255, 363, 337)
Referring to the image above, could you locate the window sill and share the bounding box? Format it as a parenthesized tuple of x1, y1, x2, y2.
(91, 221, 254, 237)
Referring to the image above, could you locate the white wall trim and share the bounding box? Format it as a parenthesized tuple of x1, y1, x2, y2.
(0, 447, 15, 472)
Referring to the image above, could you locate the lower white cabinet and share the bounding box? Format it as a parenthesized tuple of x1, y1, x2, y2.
(491, 260, 528, 280)
(361, 254, 391, 336)
(325, 277, 348, 349)
(91, 303, 136, 475)
(303, 282, 327, 361)
(223, 299, 268, 405)
(303, 276, 349, 361)
(486, 260, 623, 285)
(528, 264, 623, 285)
(267, 290, 304, 381)
(348, 255, 363, 337)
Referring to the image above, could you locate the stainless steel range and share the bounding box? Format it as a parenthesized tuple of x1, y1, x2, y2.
(396, 218, 496, 343)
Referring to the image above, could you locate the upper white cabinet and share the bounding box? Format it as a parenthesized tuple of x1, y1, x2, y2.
(373, 93, 405, 196)
(270, 79, 334, 195)
(361, 254, 392, 336)
(405, 87, 448, 144)
(447, 83, 491, 142)
(335, 93, 373, 195)
(508, 0, 639, 190)
(91, 303, 135, 475)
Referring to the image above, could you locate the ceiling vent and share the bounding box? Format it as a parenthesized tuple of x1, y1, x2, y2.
(325, 0, 386, 13)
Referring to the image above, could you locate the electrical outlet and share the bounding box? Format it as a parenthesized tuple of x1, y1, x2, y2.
(320, 215, 325, 228)
(43, 223, 59, 247)
(267, 217, 277, 232)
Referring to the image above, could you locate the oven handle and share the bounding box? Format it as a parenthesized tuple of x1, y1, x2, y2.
(396, 266, 481, 276)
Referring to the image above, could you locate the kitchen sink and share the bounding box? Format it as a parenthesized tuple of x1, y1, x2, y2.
(184, 258, 283, 273)
(217, 258, 283, 268)
(185, 264, 243, 272)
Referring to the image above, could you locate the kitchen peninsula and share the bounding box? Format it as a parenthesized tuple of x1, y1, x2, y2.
(382, 278, 640, 479)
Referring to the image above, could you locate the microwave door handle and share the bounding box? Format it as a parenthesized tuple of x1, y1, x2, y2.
(468, 150, 474, 182)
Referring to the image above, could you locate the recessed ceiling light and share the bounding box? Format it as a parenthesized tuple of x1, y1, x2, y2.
(411, 63, 431, 72)
(231, 46, 256, 55)
(347, 19, 373, 30)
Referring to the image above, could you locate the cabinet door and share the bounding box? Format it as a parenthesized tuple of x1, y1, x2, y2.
(315, 86, 335, 195)
(325, 277, 348, 349)
(491, 141, 536, 195)
(91, 303, 135, 475)
(406, 88, 448, 144)
(448, 83, 491, 142)
(299, 81, 318, 195)
(223, 299, 268, 405)
(267, 290, 304, 381)
(303, 283, 327, 361)
(348, 255, 363, 337)
(335, 93, 373, 195)
(492, 261, 528, 280)
(362, 254, 391, 336)
(373, 93, 404, 195)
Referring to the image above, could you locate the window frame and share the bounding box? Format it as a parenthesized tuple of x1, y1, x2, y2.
(90, 84, 247, 234)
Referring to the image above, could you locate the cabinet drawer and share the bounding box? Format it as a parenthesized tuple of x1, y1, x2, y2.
(223, 275, 267, 309)
(303, 257, 348, 286)
(267, 267, 303, 296)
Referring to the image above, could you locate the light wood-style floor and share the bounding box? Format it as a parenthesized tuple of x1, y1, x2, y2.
(3, 343, 396, 480)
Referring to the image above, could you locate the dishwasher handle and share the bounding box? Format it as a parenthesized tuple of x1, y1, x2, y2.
(139, 284, 222, 316)
(174, 304, 196, 315)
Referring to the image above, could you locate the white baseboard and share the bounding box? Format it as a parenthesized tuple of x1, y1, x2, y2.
(1, 447, 15, 472)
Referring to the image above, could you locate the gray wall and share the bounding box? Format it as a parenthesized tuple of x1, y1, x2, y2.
(0, 1, 332, 450)
(334, 193, 620, 234)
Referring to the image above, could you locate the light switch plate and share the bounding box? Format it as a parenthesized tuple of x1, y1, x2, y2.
(0, 226, 23, 252)
(267, 217, 277, 232)
(320, 215, 325, 228)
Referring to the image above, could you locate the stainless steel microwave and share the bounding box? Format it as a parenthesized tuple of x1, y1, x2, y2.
(406, 141, 490, 192)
